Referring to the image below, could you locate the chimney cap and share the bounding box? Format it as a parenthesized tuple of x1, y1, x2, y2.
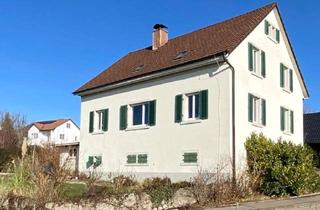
(153, 24, 168, 30)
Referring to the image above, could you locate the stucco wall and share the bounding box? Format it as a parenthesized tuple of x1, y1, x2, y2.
(79, 63, 232, 180)
(228, 8, 305, 168)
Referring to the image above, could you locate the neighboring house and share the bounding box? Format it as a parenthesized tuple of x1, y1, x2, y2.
(28, 119, 80, 171)
(73, 3, 308, 181)
(304, 112, 320, 156)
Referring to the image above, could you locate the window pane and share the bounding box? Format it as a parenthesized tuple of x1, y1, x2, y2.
(188, 95, 193, 118)
(144, 103, 149, 125)
(195, 94, 200, 118)
(133, 105, 143, 125)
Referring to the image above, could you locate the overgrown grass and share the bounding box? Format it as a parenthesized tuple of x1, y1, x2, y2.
(61, 182, 88, 201)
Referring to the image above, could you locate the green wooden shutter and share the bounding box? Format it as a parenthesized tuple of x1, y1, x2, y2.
(262, 99, 266, 126)
(183, 153, 198, 163)
(261, 50, 266, 78)
(248, 94, 253, 122)
(200, 90, 208, 119)
(127, 155, 136, 164)
(102, 109, 109, 131)
(94, 156, 102, 167)
(289, 69, 293, 92)
(86, 156, 94, 168)
(119, 105, 127, 130)
(248, 43, 253, 71)
(280, 63, 284, 88)
(89, 111, 94, 133)
(276, 29, 280, 43)
(138, 154, 148, 164)
(175, 95, 183, 123)
(280, 107, 285, 131)
(264, 20, 269, 35)
(290, 110, 294, 134)
(148, 100, 156, 126)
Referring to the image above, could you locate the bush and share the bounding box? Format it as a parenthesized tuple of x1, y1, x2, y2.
(142, 177, 175, 207)
(245, 133, 320, 196)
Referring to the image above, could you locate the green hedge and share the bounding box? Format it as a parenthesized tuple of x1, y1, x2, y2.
(245, 133, 320, 196)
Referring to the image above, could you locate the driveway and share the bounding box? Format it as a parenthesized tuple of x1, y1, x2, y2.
(206, 194, 320, 210)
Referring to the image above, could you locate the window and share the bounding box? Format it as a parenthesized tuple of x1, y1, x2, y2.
(31, 133, 38, 139)
(175, 90, 208, 123)
(86, 156, 102, 168)
(69, 148, 77, 157)
(183, 152, 198, 164)
(280, 63, 293, 92)
(119, 100, 156, 130)
(89, 109, 109, 133)
(248, 43, 266, 77)
(66, 123, 71, 128)
(265, 20, 280, 43)
(132, 103, 149, 126)
(248, 94, 266, 126)
(187, 93, 200, 120)
(75, 136, 77, 141)
(96, 110, 104, 131)
(59, 134, 65, 140)
(126, 154, 148, 165)
(281, 107, 294, 133)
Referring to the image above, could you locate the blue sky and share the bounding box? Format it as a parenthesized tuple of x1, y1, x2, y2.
(0, 0, 318, 125)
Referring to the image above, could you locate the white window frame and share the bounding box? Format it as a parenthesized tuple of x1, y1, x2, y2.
(130, 102, 149, 127)
(283, 65, 291, 92)
(252, 46, 262, 77)
(251, 95, 263, 126)
(182, 92, 201, 122)
(282, 107, 293, 133)
(95, 110, 104, 132)
(267, 23, 279, 43)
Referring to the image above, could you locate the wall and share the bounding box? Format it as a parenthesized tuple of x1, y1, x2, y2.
(79, 63, 232, 180)
(228, 8, 305, 168)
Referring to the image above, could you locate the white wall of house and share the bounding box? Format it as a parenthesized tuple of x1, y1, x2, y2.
(28, 120, 80, 146)
(229, 8, 305, 168)
(79, 63, 232, 180)
(78, 8, 306, 180)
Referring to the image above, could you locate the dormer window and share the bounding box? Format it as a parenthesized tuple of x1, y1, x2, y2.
(265, 20, 280, 43)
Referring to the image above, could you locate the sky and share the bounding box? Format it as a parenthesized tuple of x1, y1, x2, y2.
(0, 0, 319, 125)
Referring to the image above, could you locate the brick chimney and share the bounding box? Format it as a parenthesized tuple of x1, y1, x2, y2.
(152, 24, 168, 50)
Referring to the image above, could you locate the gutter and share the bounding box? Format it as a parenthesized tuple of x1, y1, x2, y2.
(222, 52, 236, 183)
(75, 53, 226, 97)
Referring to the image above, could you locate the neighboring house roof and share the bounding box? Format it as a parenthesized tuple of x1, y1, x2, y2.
(31, 119, 70, 131)
(304, 112, 320, 144)
(74, 3, 277, 94)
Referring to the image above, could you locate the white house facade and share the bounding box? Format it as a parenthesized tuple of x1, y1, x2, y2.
(74, 3, 308, 181)
(28, 119, 80, 171)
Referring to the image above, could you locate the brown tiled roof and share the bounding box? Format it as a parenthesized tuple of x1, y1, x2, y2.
(32, 119, 69, 131)
(74, 3, 276, 94)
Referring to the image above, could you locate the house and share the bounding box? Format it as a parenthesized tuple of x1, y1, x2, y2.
(73, 3, 308, 181)
(28, 119, 80, 171)
(304, 112, 320, 156)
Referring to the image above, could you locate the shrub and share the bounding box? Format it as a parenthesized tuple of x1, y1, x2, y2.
(142, 177, 175, 207)
(190, 167, 252, 206)
(245, 133, 320, 196)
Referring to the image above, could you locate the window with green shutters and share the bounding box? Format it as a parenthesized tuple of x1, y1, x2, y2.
(89, 109, 109, 133)
(248, 43, 266, 78)
(280, 107, 294, 134)
(280, 63, 293, 92)
(126, 154, 148, 165)
(175, 90, 208, 123)
(120, 100, 156, 130)
(183, 152, 198, 164)
(248, 93, 266, 126)
(265, 20, 280, 43)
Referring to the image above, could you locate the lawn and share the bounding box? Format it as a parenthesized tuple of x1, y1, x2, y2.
(61, 182, 88, 201)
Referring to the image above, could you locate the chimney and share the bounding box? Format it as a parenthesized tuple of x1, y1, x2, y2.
(152, 24, 168, 50)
